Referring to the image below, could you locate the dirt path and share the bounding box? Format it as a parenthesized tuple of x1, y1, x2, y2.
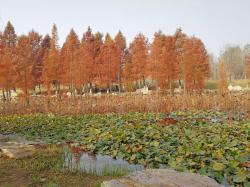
(0, 162, 29, 187)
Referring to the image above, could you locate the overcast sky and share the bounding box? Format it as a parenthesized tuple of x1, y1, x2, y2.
(0, 0, 249, 56)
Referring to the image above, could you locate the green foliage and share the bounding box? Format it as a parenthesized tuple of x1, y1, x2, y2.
(0, 111, 249, 186)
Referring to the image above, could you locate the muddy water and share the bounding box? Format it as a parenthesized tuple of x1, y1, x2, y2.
(63, 147, 144, 176)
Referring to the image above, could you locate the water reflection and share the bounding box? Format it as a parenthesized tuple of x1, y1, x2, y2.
(63, 147, 144, 176)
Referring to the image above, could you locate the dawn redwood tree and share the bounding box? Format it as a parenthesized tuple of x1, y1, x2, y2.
(77, 27, 96, 93)
(129, 33, 149, 88)
(34, 35, 51, 93)
(161, 35, 179, 92)
(0, 21, 17, 101)
(114, 31, 126, 92)
(190, 37, 210, 92)
(150, 32, 178, 92)
(122, 49, 134, 91)
(15, 35, 33, 104)
(51, 24, 63, 93)
(28, 30, 42, 91)
(42, 24, 61, 97)
(173, 28, 187, 88)
(150, 31, 166, 88)
(61, 29, 80, 96)
(181, 36, 210, 93)
(0, 32, 5, 100)
(0, 22, 213, 97)
(98, 34, 119, 92)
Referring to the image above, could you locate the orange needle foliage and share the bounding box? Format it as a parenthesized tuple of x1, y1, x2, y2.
(97, 34, 119, 91)
(0, 21, 214, 98)
(150, 31, 178, 92)
(181, 37, 210, 93)
(129, 33, 149, 87)
(61, 29, 80, 95)
(0, 21, 17, 101)
(42, 24, 61, 96)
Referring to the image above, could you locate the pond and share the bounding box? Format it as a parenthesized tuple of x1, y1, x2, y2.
(63, 146, 144, 176)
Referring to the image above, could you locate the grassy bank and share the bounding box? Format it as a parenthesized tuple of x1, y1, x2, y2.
(0, 145, 113, 187)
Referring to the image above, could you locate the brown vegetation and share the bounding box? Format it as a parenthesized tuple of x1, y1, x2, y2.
(0, 92, 249, 115)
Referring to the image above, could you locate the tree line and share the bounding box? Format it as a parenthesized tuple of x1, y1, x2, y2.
(209, 45, 250, 81)
(0, 21, 213, 101)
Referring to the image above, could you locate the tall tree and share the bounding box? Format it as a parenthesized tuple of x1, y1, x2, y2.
(98, 34, 119, 92)
(129, 33, 148, 88)
(149, 31, 166, 89)
(0, 32, 5, 99)
(192, 37, 210, 92)
(181, 37, 210, 93)
(34, 35, 51, 93)
(42, 24, 60, 96)
(28, 30, 42, 91)
(15, 35, 33, 104)
(114, 31, 126, 92)
(77, 27, 96, 93)
(161, 35, 179, 92)
(122, 50, 134, 91)
(61, 29, 80, 95)
(150, 31, 178, 92)
(174, 28, 187, 88)
(0, 21, 17, 101)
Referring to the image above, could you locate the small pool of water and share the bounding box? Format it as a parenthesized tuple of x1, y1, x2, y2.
(63, 146, 144, 176)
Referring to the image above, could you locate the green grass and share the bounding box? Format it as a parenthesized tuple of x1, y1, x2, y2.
(0, 111, 249, 186)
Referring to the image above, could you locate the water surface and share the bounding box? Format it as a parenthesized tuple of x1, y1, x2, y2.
(63, 147, 144, 176)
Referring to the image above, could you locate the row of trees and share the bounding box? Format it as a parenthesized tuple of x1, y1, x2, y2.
(0, 21, 211, 101)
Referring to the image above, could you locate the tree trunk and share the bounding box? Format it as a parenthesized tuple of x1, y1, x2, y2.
(89, 82, 93, 94)
(38, 84, 41, 94)
(47, 83, 51, 106)
(118, 72, 121, 93)
(2, 89, 6, 102)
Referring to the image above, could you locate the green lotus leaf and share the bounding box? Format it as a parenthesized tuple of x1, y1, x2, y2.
(212, 162, 225, 171)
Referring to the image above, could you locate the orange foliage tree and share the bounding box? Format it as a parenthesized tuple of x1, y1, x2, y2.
(42, 24, 61, 96)
(114, 31, 126, 92)
(35, 35, 51, 93)
(98, 34, 119, 92)
(150, 31, 178, 92)
(0, 21, 17, 101)
(129, 33, 149, 88)
(150, 31, 166, 89)
(77, 27, 102, 93)
(15, 35, 34, 103)
(28, 30, 42, 91)
(61, 29, 80, 96)
(181, 37, 209, 94)
(0, 21, 212, 97)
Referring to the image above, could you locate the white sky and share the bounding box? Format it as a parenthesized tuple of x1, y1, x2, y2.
(0, 0, 250, 56)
